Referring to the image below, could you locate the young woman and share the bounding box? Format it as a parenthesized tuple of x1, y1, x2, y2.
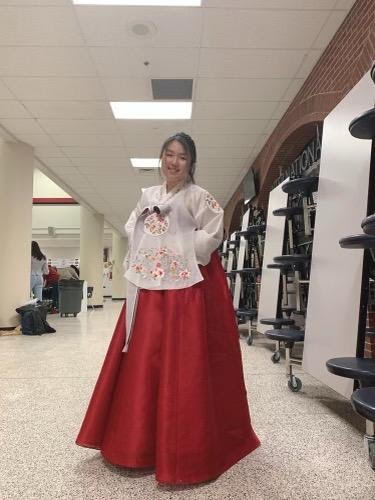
(76, 133, 260, 484)
(30, 241, 48, 302)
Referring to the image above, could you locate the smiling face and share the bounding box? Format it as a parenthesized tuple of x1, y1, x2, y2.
(160, 139, 191, 190)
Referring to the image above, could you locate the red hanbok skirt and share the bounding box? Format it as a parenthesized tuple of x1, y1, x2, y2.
(76, 252, 260, 484)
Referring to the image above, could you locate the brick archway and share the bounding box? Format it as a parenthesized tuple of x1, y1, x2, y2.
(256, 116, 325, 208)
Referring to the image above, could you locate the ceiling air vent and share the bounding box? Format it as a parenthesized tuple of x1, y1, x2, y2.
(151, 79, 193, 100)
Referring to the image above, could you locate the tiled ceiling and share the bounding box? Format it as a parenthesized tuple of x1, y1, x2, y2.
(0, 0, 355, 235)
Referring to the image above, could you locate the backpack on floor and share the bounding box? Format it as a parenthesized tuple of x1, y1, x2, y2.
(15, 304, 56, 336)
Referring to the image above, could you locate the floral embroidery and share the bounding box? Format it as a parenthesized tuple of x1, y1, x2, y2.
(144, 212, 169, 236)
(205, 192, 222, 213)
(131, 247, 191, 282)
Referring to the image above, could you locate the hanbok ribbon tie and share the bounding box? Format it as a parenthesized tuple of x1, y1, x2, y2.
(141, 204, 171, 217)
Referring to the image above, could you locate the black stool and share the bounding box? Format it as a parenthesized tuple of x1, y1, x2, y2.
(361, 214, 375, 236)
(326, 357, 375, 386)
(282, 306, 296, 318)
(260, 318, 295, 363)
(281, 176, 319, 196)
(265, 329, 305, 392)
(349, 107, 375, 140)
(351, 386, 375, 467)
(274, 254, 311, 312)
(236, 308, 258, 346)
(327, 357, 375, 468)
(231, 267, 261, 276)
(351, 387, 375, 421)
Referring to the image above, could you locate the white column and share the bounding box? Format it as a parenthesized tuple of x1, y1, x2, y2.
(112, 231, 128, 300)
(80, 207, 104, 307)
(0, 141, 33, 328)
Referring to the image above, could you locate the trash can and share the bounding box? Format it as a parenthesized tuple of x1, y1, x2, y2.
(58, 279, 84, 317)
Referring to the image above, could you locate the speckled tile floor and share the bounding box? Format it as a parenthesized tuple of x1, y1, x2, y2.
(1, 301, 375, 500)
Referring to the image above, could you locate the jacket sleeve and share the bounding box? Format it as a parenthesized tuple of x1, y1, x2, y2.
(124, 193, 145, 241)
(123, 193, 145, 271)
(190, 188, 224, 266)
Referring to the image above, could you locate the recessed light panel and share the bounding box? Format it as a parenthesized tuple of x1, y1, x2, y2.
(72, 1, 201, 6)
(131, 158, 159, 168)
(110, 102, 192, 119)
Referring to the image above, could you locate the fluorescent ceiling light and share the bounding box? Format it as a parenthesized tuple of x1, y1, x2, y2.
(72, 1, 201, 6)
(131, 158, 160, 168)
(110, 101, 192, 120)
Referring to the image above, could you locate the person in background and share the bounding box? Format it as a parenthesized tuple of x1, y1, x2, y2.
(70, 264, 80, 277)
(44, 265, 60, 313)
(30, 241, 48, 302)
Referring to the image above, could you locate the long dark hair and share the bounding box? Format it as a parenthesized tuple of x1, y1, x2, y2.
(159, 132, 197, 183)
(31, 241, 46, 261)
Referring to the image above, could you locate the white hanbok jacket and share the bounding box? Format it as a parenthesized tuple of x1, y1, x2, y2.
(123, 181, 223, 351)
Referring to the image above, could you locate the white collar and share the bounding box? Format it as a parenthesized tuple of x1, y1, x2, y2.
(159, 180, 190, 202)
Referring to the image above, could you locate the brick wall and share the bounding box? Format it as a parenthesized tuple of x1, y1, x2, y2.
(224, 0, 375, 235)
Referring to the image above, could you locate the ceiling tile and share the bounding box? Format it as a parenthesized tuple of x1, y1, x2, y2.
(0, 79, 13, 99)
(0, 47, 96, 77)
(198, 147, 251, 159)
(202, 9, 329, 49)
(126, 146, 160, 157)
(62, 147, 128, 158)
(51, 134, 124, 147)
(333, 0, 356, 9)
(263, 119, 280, 134)
(3, 78, 106, 101)
(102, 78, 152, 101)
(117, 120, 192, 135)
(77, 166, 131, 176)
(17, 134, 55, 147)
(193, 101, 277, 119)
(203, 1, 337, 8)
(0, 1, 71, 4)
(90, 47, 199, 78)
(197, 158, 245, 168)
(313, 11, 348, 49)
(41, 157, 73, 167)
(122, 134, 170, 147)
(24, 101, 112, 120)
(70, 157, 130, 168)
(272, 101, 291, 119)
(48, 167, 79, 176)
(37, 119, 117, 134)
(75, 5, 203, 47)
(195, 78, 291, 101)
(0, 7, 84, 46)
(0, 100, 32, 118)
(1, 118, 45, 134)
(283, 79, 305, 101)
(192, 119, 268, 134)
(194, 134, 260, 148)
(199, 49, 307, 78)
(35, 146, 66, 158)
(296, 50, 323, 78)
